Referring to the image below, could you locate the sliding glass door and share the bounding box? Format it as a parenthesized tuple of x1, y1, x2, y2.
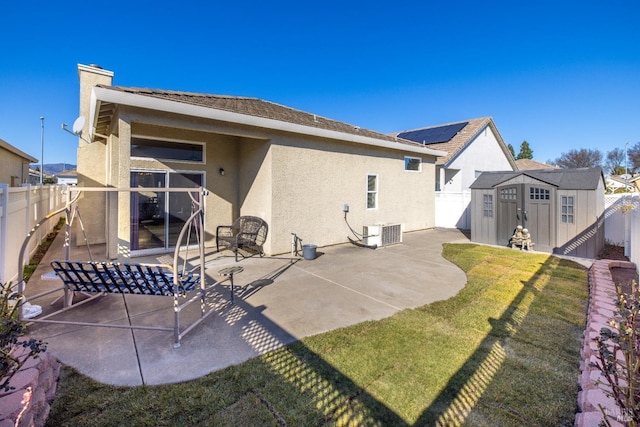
(131, 171, 203, 252)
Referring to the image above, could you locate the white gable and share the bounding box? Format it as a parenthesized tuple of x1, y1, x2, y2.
(443, 125, 514, 192)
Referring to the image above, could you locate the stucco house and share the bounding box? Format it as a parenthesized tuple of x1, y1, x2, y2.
(0, 138, 37, 186)
(394, 117, 517, 192)
(74, 64, 446, 260)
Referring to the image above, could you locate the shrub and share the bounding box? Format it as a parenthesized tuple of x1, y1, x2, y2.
(591, 280, 640, 426)
(0, 282, 47, 393)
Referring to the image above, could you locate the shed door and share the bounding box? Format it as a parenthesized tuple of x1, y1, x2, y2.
(523, 185, 554, 251)
(497, 186, 521, 244)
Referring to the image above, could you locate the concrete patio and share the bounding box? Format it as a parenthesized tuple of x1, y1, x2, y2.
(23, 228, 469, 386)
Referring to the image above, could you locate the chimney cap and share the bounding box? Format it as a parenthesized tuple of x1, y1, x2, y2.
(89, 64, 103, 69)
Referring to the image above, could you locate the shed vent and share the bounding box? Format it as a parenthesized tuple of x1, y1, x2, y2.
(363, 224, 403, 247)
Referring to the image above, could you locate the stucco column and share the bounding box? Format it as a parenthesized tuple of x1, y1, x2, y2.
(76, 64, 114, 246)
(113, 116, 132, 261)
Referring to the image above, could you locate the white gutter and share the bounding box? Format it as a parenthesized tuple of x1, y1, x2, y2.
(90, 87, 447, 158)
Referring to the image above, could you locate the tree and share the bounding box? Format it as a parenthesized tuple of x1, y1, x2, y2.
(507, 144, 515, 158)
(554, 148, 603, 169)
(605, 147, 627, 175)
(516, 140, 533, 160)
(628, 142, 640, 173)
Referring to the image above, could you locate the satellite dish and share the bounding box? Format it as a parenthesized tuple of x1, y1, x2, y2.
(72, 116, 86, 135)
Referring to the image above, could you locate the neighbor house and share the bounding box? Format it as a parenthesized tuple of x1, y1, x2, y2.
(514, 159, 559, 171)
(606, 174, 639, 193)
(470, 167, 605, 258)
(74, 64, 446, 260)
(392, 117, 516, 229)
(0, 138, 37, 186)
(56, 168, 78, 186)
(394, 117, 517, 192)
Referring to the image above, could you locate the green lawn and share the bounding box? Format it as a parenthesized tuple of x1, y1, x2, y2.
(46, 244, 588, 426)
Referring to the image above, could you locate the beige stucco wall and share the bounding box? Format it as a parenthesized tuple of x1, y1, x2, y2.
(0, 148, 30, 186)
(264, 134, 436, 254)
(76, 65, 113, 246)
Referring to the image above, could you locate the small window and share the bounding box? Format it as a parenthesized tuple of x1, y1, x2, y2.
(131, 137, 204, 162)
(530, 187, 550, 200)
(561, 196, 574, 223)
(404, 156, 421, 172)
(500, 188, 517, 200)
(483, 194, 493, 218)
(367, 174, 378, 210)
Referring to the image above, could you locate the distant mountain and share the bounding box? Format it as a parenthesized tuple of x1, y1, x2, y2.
(30, 163, 76, 175)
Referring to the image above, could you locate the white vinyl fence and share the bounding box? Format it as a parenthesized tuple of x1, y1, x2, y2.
(0, 184, 67, 284)
(435, 191, 471, 230)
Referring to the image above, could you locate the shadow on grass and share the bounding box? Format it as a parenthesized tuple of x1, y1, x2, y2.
(415, 253, 587, 426)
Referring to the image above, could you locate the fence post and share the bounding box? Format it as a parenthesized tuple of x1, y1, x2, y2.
(0, 183, 7, 283)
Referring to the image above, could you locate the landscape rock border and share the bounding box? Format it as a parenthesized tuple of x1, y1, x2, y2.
(0, 344, 60, 427)
(575, 260, 636, 427)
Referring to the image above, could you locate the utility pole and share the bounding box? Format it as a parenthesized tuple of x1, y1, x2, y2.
(40, 116, 44, 185)
(625, 141, 630, 191)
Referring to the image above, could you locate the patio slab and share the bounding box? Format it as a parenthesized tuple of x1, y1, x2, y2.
(23, 227, 469, 386)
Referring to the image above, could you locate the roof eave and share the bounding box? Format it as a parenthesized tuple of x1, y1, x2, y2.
(91, 87, 446, 157)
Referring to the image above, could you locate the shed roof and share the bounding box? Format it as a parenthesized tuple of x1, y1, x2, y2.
(470, 167, 605, 190)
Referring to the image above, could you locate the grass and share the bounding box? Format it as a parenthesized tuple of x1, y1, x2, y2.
(45, 243, 588, 426)
(23, 218, 65, 283)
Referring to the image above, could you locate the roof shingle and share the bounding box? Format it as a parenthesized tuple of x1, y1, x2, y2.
(99, 86, 427, 149)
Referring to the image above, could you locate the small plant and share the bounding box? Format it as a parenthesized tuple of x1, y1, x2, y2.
(591, 280, 640, 426)
(0, 282, 47, 393)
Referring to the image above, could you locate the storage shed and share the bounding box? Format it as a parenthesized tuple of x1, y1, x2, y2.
(470, 167, 605, 258)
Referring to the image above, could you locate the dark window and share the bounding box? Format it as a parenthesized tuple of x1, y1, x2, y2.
(500, 188, 517, 200)
(404, 156, 421, 171)
(131, 138, 204, 162)
(530, 187, 550, 200)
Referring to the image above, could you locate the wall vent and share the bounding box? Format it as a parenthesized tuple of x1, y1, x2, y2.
(363, 224, 403, 247)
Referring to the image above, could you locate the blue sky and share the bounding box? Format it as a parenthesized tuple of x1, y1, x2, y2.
(1, 0, 639, 166)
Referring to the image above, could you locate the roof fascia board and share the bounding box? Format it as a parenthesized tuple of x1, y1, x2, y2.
(491, 172, 558, 188)
(0, 139, 37, 162)
(92, 87, 446, 157)
(487, 119, 518, 170)
(89, 89, 98, 140)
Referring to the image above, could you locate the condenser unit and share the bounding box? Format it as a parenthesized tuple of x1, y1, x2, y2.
(363, 224, 403, 247)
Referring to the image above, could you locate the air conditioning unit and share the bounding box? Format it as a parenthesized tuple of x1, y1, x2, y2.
(363, 224, 403, 247)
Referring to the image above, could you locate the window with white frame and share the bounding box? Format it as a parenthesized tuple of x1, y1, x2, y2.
(404, 156, 421, 172)
(561, 196, 574, 223)
(367, 174, 378, 209)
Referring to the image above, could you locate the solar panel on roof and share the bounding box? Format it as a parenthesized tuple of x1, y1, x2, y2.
(398, 122, 468, 144)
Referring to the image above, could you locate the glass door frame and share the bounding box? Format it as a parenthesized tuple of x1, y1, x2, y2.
(130, 169, 205, 256)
